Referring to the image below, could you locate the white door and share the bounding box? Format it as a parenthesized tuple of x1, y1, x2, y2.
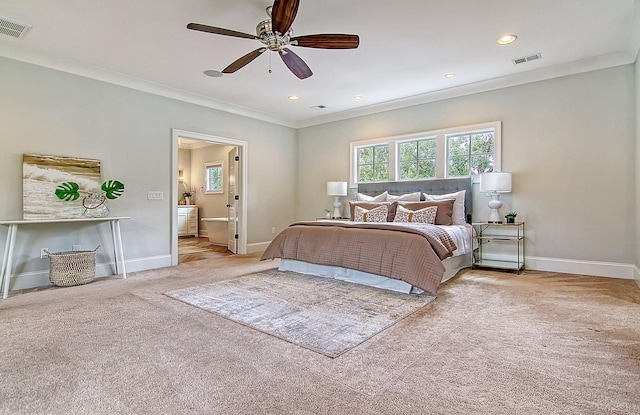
(227, 147, 241, 253)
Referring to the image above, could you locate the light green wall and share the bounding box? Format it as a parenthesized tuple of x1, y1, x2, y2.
(0, 57, 297, 288)
(636, 56, 640, 287)
(297, 65, 636, 272)
(1, 55, 637, 288)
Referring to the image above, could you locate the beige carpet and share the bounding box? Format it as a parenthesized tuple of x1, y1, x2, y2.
(1, 254, 639, 415)
(165, 269, 435, 357)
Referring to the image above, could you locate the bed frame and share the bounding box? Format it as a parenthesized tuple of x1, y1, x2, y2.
(357, 178, 473, 223)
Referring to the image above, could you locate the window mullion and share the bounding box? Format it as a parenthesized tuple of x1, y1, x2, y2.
(436, 135, 446, 178)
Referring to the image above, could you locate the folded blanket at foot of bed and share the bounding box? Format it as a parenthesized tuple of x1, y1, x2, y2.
(261, 221, 457, 295)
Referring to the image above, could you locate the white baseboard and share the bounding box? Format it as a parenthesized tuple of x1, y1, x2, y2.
(6, 254, 172, 292)
(8, 251, 634, 293)
(526, 256, 635, 280)
(246, 241, 271, 254)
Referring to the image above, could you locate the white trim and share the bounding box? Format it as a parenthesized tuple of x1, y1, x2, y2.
(171, 129, 249, 264)
(0, 43, 295, 128)
(349, 121, 501, 187)
(247, 241, 272, 254)
(296, 52, 636, 128)
(526, 256, 635, 280)
(204, 161, 224, 194)
(7, 255, 172, 291)
(2, 42, 635, 129)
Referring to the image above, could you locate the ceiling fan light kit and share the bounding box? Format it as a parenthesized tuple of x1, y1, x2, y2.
(187, 0, 359, 80)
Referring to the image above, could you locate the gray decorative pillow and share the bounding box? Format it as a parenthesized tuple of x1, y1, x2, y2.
(394, 205, 437, 224)
(354, 205, 388, 222)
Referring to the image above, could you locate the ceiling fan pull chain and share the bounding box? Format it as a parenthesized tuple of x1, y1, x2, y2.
(268, 52, 272, 74)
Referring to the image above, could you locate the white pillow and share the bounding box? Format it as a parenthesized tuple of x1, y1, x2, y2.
(423, 190, 466, 225)
(356, 191, 388, 202)
(354, 205, 388, 222)
(393, 205, 437, 224)
(386, 191, 421, 202)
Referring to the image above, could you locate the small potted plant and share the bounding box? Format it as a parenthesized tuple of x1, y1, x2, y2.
(183, 191, 193, 205)
(505, 212, 517, 224)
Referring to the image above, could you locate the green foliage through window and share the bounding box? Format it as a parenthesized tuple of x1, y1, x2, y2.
(206, 165, 223, 192)
(398, 138, 436, 180)
(350, 122, 501, 184)
(447, 131, 495, 177)
(357, 144, 389, 182)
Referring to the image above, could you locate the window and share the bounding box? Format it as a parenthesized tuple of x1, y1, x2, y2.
(398, 138, 436, 180)
(350, 121, 501, 186)
(356, 144, 389, 182)
(205, 162, 223, 193)
(447, 130, 495, 177)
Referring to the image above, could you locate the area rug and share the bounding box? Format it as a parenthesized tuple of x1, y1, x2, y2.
(165, 269, 435, 357)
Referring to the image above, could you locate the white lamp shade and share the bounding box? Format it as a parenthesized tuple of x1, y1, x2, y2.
(327, 181, 348, 196)
(480, 172, 512, 193)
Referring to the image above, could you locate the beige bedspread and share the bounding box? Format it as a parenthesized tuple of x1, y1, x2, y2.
(261, 221, 457, 295)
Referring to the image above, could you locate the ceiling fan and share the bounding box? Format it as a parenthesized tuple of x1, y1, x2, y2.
(187, 0, 360, 79)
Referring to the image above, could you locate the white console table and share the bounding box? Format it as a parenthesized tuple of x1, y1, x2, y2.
(0, 217, 129, 299)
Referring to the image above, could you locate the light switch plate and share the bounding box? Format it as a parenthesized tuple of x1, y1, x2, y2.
(147, 191, 163, 200)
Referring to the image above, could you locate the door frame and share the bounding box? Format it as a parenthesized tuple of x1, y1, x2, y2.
(171, 129, 248, 265)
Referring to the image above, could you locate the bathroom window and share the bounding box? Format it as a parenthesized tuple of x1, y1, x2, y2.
(205, 162, 223, 194)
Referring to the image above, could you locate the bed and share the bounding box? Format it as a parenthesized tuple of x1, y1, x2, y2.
(261, 178, 473, 295)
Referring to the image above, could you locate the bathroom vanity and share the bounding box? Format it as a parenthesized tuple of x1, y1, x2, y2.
(177, 205, 198, 237)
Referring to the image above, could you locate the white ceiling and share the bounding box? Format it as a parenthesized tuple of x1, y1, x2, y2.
(1, 0, 638, 128)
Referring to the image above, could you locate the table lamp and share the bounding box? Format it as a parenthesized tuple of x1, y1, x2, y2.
(479, 172, 512, 223)
(327, 181, 348, 219)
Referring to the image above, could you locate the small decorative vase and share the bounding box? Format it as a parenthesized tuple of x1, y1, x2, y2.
(185, 197, 191, 205)
(82, 194, 110, 217)
(506, 217, 515, 224)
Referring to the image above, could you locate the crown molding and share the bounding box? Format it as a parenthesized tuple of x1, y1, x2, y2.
(2, 41, 636, 131)
(0, 42, 297, 128)
(294, 51, 637, 128)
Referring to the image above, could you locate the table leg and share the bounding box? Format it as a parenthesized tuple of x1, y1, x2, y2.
(111, 219, 126, 279)
(2, 224, 18, 299)
(110, 221, 119, 275)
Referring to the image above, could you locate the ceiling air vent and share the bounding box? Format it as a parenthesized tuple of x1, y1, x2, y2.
(0, 17, 31, 39)
(512, 53, 542, 65)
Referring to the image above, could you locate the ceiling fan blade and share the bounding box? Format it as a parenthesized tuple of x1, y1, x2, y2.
(278, 48, 312, 79)
(271, 0, 299, 35)
(187, 23, 257, 40)
(222, 48, 267, 74)
(291, 34, 360, 49)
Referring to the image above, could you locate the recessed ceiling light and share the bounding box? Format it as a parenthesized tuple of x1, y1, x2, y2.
(288, 95, 300, 101)
(445, 73, 456, 78)
(203, 70, 223, 77)
(354, 95, 362, 101)
(497, 34, 517, 45)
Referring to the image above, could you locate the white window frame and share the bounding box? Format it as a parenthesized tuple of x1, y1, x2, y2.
(204, 161, 223, 194)
(349, 121, 501, 187)
(397, 136, 438, 181)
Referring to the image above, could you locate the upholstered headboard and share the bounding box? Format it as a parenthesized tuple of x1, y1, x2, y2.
(357, 178, 473, 223)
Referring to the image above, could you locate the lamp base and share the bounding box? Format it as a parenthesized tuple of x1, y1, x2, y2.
(332, 196, 342, 219)
(487, 193, 503, 223)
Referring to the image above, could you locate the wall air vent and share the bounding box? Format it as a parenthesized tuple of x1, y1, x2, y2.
(512, 53, 542, 65)
(0, 17, 31, 39)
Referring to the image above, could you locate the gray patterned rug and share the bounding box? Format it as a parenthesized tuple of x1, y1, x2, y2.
(165, 269, 435, 357)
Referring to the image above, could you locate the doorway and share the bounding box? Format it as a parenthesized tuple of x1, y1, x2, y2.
(171, 129, 248, 266)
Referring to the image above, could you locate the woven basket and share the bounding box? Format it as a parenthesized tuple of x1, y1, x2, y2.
(45, 245, 100, 287)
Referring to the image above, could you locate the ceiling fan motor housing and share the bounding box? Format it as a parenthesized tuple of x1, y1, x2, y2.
(256, 19, 291, 51)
